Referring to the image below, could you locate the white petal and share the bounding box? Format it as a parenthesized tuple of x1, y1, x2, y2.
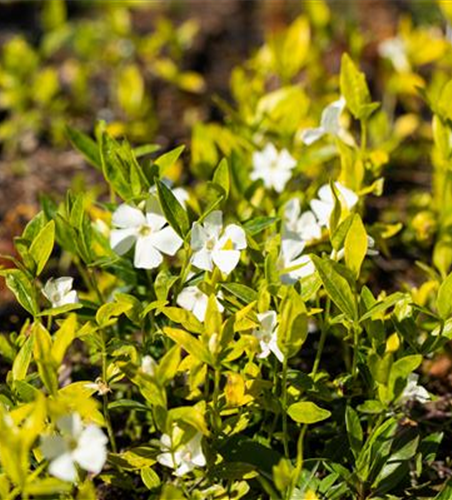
(73, 425, 108, 474)
(173, 187, 189, 207)
(174, 460, 193, 477)
(191, 248, 213, 272)
(258, 311, 277, 333)
(41, 435, 69, 461)
(176, 287, 199, 312)
(151, 226, 183, 256)
(298, 211, 322, 241)
(190, 223, 209, 251)
(58, 414, 83, 437)
(112, 204, 145, 229)
(157, 452, 176, 469)
(301, 127, 325, 145)
(59, 290, 79, 306)
(192, 296, 208, 322)
(268, 335, 285, 363)
(212, 249, 241, 274)
(281, 237, 305, 262)
(48, 453, 77, 482)
(55, 277, 74, 295)
(271, 169, 292, 193)
(221, 224, 247, 250)
(320, 97, 346, 135)
(145, 195, 166, 231)
(134, 236, 163, 269)
(110, 228, 138, 256)
(336, 182, 358, 209)
(258, 341, 271, 359)
(203, 211, 223, 239)
(310, 199, 332, 227)
(278, 149, 297, 171)
(284, 198, 301, 228)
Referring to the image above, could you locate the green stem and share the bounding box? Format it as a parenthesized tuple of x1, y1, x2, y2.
(360, 119, 367, 154)
(281, 357, 289, 457)
(351, 323, 360, 378)
(100, 329, 117, 453)
(212, 367, 222, 434)
(312, 297, 331, 376)
(287, 425, 308, 499)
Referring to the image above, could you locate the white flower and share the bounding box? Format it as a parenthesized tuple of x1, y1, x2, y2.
(157, 426, 206, 477)
(191, 211, 247, 275)
(42, 277, 78, 308)
(283, 198, 322, 243)
(251, 144, 297, 193)
(110, 196, 183, 269)
(301, 97, 346, 145)
(253, 311, 284, 363)
(278, 238, 315, 284)
(378, 37, 410, 73)
(141, 355, 158, 376)
(398, 374, 430, 406)
(176, 286, 224, 322)
(41, 414, 107, 482)
(310, 182, 358, 228)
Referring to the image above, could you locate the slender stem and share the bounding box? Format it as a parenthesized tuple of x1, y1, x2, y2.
(312, 297, 331, 376)
(351, 323, 360, 378)
(100, 329, 117, 453)
(360, 119, 367, 154)
(212, 367, 222, 434)
(287, 425, 308, 499)
(281, 357, 289, 457)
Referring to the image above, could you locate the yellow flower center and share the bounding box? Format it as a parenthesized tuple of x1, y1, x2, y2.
(139, 225, 152, 237)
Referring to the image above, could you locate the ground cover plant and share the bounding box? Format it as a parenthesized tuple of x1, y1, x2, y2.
(3, 1, 452, 499)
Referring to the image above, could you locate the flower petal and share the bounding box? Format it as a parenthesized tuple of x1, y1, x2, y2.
(41, 435, 69, 461)
(145, 195, 167, 231)
(112, 204, 145, 229)
(191, 248, 213, 271)
(110, 228, 138, 256)
(176, 286, 199, 312)
(221, 224, 247, 250)
(190, 223, 208, 251)
(151, 226, 183, 256)
(203, 211, 223, 239)
(134, 236, 163, 269)
(73, 425, 108, 474)
(258, 311, 277, 333)
(320, 97, 346, 135)
(58, 414, 83, 437)
(48, 453, 77, 482)
(301, 127, 325, 145)
(212, 249, 241, 274)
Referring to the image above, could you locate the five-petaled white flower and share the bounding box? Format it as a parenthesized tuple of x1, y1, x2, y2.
(278, 238, 315, 285)
(251, 144, 297, 193)
(157, 425, 206, 477)
(41, 413, 107, 482)
(42, 277, 78, 308)
(283, 198, 322, 243)
(253, 310, 284, 362)
(191, 211, 247, 275)
(378, 37, 410, 73)
(301, 97, 346, 146)
(110, 195, 183, 269)
(176, 286, 224, 322)
(398, 373, 430, 406)
(310, 182, 358, 228)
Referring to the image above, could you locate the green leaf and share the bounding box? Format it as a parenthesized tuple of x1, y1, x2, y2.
(156, 180, 189, 238)
(33, 322, 58, 394)
(278, 287, 308, 359)
(1, 269, 38, 316)
(161, 307, 203, 334)
(221, 283, 257, 304)
(29, 220, 55, 276)
(340, 53, 371, 120)
(437, 271, 452, 319)
(344, 214, 367, 279)
(212, 158, 230, 199)
(164, 327, 213, 366)
(96, 300, 133, 327)
(311, 255, 357, 320)
(287, 401, 331, 424)
(12, 336, 33, 381)
(141, 468, 161, 490)
(243, 216, 278, 236)
(345, 406, 363, 459)
(155, 145, 185, 177)
(66, 126, 102, 170)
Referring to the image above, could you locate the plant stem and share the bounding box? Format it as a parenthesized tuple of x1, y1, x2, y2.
(351, 323, 360, 378)
(360, 119, 367, 153)
(100, 328, 117, 453)
(281, 357, 289, 457)
(312, 297, 331, 376)
(287, 424, 308, 499)
(212, 367, 221, 434)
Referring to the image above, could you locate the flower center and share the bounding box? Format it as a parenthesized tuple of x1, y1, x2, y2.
(53, 293, 62, 303)
(205, 237, 216, 251)
(139, 224, 152, 237)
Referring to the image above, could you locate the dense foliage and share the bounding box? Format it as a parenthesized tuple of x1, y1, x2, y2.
(2, 1, 452, 499)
